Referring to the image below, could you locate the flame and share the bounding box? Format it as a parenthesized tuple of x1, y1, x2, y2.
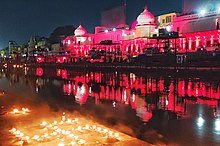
(13, 109, 19, 114)
(8, 113, 121, 145)
(40, 121, 47, 126)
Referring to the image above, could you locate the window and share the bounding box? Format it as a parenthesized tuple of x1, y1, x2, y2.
(162, 19, 165, 24)
(166, 16, 172, 23)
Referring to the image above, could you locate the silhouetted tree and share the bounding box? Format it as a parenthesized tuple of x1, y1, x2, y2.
(49, 25, 76, 44)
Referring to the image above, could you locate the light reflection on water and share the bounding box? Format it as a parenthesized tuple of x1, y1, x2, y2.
(0, 67, 220, 145)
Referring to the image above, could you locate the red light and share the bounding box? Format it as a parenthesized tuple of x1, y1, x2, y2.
(36, 57, 44, 63)
(36, 67, 43, 76)
(56, 69, 61, 77)
(62, 70, 67, 79)
(63, 83, 72, 95)
(56, 56, 68, 63)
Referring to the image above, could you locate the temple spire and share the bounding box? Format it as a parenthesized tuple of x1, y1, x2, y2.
(144, 5, 148, 11)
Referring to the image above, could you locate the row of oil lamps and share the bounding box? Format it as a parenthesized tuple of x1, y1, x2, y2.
(10, 108, 30, 114)
(9, 112, 120, 145)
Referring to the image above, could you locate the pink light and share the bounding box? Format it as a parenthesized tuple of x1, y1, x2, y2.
(218, 35, 220, 44)
(170, 40, 173, 48)
(68, 40, 71, 45)
(189, 38, 192, 50)
(56, 56, 68, 63)
(211, 35, 214, 46)
(63, 83, 72, 95)
(62, 70, 67, 79)
(187, 81, 193, 97)
(196, 37, 200, 48)
(183, 38, 186, 51)
(56, 69, 61, 77)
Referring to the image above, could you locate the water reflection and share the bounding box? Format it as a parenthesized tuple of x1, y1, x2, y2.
(215, 118, 220, 132)
(36, 67, 43, 77)
(3, 68, 220, 120)
(1, 67, 220, 145)
(75, 83, 88, 105)
(197, 116, 205, 128)
(59, 69, 219, 121)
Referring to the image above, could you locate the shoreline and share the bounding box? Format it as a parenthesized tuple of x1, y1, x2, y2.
(2, 61, 220, 72)
(0, 89, 154, 146)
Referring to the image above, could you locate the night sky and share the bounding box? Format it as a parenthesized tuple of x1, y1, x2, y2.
(0, 0, 182, 49)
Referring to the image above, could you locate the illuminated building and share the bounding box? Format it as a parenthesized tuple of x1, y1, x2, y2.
(171, 8, 220, 52)
(28, 36, 50, 55)
(74, 25, 91, 45)
(157, 12, 177, 29)
(63, 7, 157, 57)
(63, 3, 220, 56)
(134, 6, 156, 38)
(63, 24, 92, 56)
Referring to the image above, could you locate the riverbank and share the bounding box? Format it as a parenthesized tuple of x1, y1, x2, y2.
(0, 89, 155, 146)
(1, 61, 220, 71)
(2, 56, 220, 72)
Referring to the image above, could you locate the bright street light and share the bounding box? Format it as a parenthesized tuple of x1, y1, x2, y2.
(166, 25, 171, 32)
(199, 9, 206, 16)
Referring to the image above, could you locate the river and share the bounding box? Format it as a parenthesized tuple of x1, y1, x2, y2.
(0, 67, 220, 145)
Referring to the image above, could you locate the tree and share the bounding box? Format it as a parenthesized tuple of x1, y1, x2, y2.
(20, 43, 29, 54)
(49, 25, 76, 44)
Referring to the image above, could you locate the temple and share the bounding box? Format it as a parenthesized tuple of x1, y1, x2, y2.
(62, 3, 220, 58)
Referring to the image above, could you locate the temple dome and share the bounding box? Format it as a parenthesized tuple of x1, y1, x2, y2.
(74, 25, 87, 36)
(137, 7, 155, 25)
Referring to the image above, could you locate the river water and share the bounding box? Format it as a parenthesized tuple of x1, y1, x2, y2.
(0, 67, 220, 145)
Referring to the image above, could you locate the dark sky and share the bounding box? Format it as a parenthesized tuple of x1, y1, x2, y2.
(0, 0, 182, 48)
